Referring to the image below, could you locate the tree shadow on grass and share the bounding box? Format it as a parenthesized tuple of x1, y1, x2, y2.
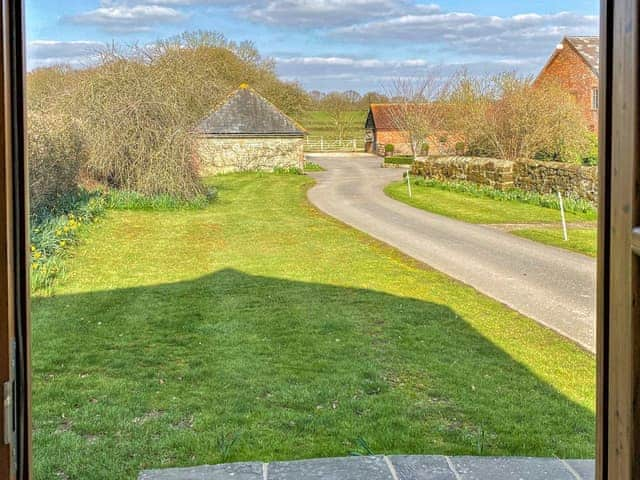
(31, 269, 595, 480)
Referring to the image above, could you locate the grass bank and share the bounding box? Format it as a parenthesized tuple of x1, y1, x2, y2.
(386, 179, 597, 256)
(32, 173, 594, 479)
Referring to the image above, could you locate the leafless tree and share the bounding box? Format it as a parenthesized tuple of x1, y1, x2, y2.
(384, 77, 449, 160)
(322, 92, 363, 141)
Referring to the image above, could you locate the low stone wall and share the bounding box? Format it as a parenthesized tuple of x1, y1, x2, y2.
(411, 156, 598, 202)
(196, 136, 304, 175)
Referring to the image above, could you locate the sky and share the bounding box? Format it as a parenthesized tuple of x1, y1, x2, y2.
(25, 0, 599, 93)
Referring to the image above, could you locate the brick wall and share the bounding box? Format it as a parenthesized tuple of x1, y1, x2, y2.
(411, 156, 598, 202)
(374, 130, 460, 156)
(196, 137, 304, 175)
(535, 40, 599, 132)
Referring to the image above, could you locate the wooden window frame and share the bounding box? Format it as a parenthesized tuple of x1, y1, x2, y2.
(0, 1, 30, 479)
(0, 0, 638, 479)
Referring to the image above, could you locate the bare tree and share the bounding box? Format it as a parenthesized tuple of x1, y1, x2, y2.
(384, 77, 448, 160)
(322, 92, 363, 141)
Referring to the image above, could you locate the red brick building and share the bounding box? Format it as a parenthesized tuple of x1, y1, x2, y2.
(535, 36, 600, 131)
(364, 104, 456, 156)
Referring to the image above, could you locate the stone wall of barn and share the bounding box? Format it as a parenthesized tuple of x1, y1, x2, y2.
(196, 137, 304, 175)
(411, 156, 598, 202)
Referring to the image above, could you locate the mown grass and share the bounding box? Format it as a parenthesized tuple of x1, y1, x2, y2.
(385, 179, 597, 256)
(386, 180, 596, 225)
(514, 228, 597, 257)
(296, 110, 367, 139)
(32, 173, 594, 479)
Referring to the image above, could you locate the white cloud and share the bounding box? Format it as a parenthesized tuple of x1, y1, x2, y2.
(244, 0, 440, 27)
(27, 40, 105, 69)
(64, 4, 186, 33)
(274, 54, 533, 91)
(333, 11, 598, 57)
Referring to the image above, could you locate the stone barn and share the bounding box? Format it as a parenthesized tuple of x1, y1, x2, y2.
(194, 84, 307, 174)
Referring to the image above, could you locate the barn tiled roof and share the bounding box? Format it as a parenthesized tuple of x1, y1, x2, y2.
(566, 36, 600, 76)
(195, 85, 306, 137)
(366, 103, 434, 130)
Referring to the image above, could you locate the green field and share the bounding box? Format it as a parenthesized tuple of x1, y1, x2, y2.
(295, 110, 367, 140)
(386, 180, 597, 256)
(32, 173, 595, 479)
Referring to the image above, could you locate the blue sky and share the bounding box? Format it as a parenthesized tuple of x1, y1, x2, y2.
(25, 0, 599, 92)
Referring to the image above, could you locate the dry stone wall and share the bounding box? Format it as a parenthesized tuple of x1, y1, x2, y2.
(411, 156, 598, 202)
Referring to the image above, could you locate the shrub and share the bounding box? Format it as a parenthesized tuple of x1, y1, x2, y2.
(28, 110, 87, 215)
(420, 143, 430, 156)
(455, 141, 466, 155)
(384, 156, 414, 165)
(581, 132, 599, 166)
(384, 144, 395, 155)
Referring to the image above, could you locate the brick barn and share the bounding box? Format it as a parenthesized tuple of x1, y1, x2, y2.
(535, 36, 600, 131)
(194, 84, 307, 175)
(364, 103, 456, 156)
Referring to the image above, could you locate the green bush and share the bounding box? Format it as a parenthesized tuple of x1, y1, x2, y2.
(384, 144, 395, 155)
(384, 156, 414, 165)
(412, 178, 597, 217)
(455, 141, 466, 155)
(581, 132, 598, 166)
(420, 143, 430, 156)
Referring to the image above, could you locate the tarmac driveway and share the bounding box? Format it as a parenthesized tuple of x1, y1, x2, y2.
(306, 153, 596, 352)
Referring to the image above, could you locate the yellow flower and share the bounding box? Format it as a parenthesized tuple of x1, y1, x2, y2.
(55, 229, 62, 236)
(30, 245, 36, 252)
(33, 251, 42, 260)
(31, 263, 39, 270)
(60, 240, 67, 247)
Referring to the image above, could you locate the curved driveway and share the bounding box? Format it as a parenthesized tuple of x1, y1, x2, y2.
(306, 153, 596, 352)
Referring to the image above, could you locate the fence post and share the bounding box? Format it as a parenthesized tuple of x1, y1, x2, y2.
(557, 191, 568, 241)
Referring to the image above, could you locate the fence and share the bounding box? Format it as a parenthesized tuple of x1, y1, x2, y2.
(304, 137, 365, 152)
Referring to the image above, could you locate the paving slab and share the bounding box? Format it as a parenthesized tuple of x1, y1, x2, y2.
(389, 455, 456, 479)
(449, 456, 576, 480)
(565, 459, 595, 480)
(268, 455, 393, 480)
(138, 462, 263, 480)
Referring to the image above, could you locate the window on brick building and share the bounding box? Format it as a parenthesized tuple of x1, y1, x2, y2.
(592, 87, 599, 110)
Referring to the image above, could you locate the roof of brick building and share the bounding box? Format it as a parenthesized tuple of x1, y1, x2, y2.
(566, 36, 600, 76)
(366, 103, 435, 130)
(195, 84, 306, 137)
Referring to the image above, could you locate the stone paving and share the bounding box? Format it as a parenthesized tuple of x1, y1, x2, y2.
(139, 455, 595, 480)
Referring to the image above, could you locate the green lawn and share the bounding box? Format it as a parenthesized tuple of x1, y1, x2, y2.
(295, 110, 367, 140)
(32, 173, 595, 479)
(386, 180, 597, 256)
(514, 228, 597, 257)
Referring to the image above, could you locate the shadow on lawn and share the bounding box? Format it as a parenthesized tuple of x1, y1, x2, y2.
(31, 269, 595, 479)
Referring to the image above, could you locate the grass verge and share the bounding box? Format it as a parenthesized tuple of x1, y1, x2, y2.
(513, 228, 597, 257)
(32, 173, 594, 479)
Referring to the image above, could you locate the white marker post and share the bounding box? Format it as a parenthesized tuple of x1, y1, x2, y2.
(407, 171, 413, 199)
(557, 191, 568, 241)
